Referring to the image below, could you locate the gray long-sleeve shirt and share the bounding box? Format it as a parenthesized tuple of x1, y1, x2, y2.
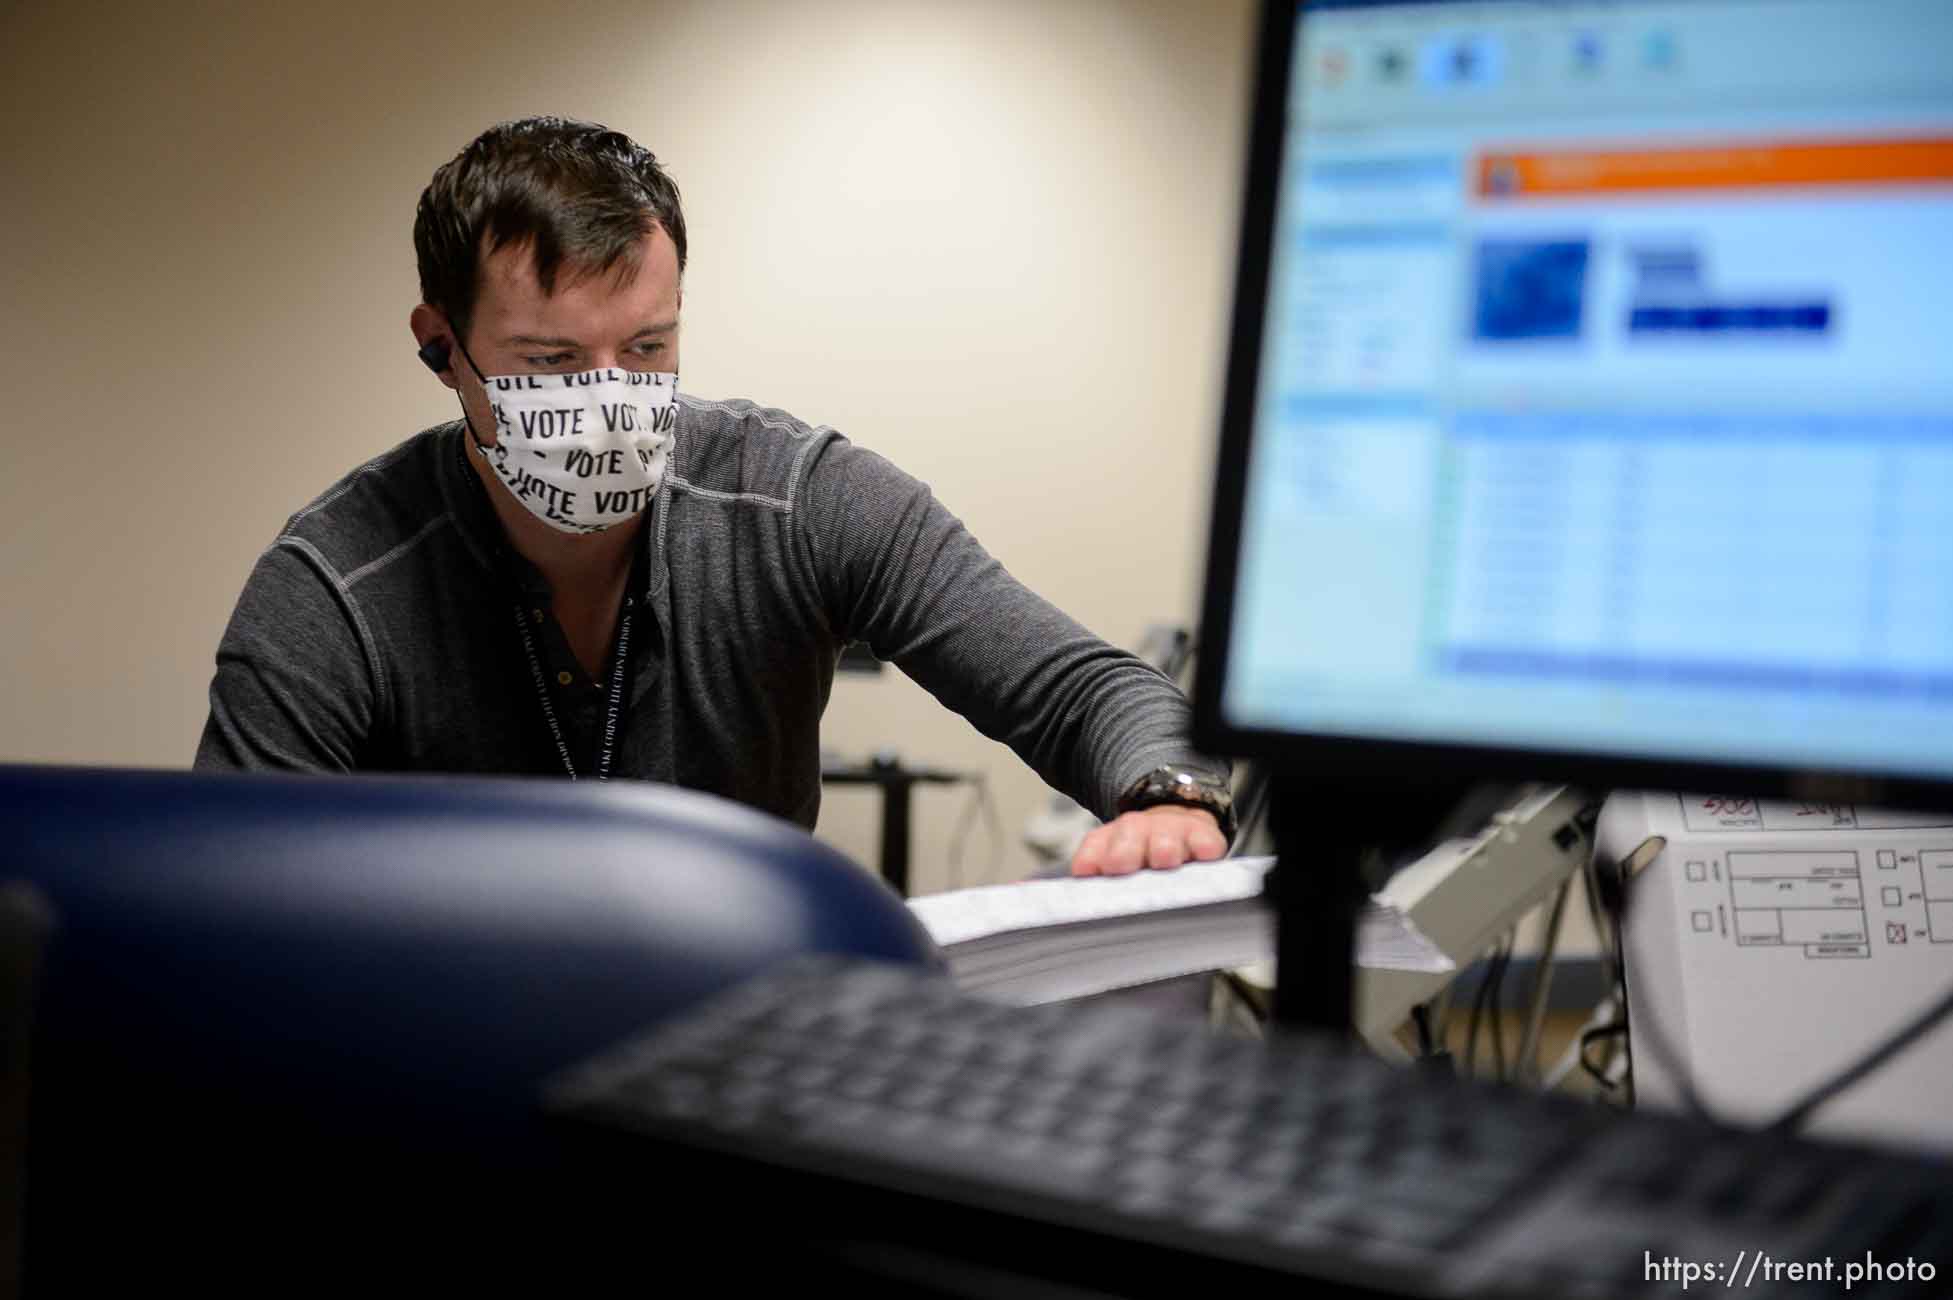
(196, 396, 1222, 829)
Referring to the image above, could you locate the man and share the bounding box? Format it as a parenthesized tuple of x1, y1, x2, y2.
(196, 116, 1232, 877)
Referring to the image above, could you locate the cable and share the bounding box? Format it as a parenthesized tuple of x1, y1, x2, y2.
(945, 774, 1002, 890)
(1768, 980, 1953, 1134)
(1463, 951, 1491, 1078)
(1515, 873, 1575, 1085)
(1225, 764, 1273, 859)
(1542, 993, 1620, 1093)
(1580, 1022, 1628, 1095)
(1486, 937, 1510, 1082)
(1463, 936, 1511, 1081)
(1569, 806, 1638, 1101)
(1408, 1001, 1455, 1076)
(1522, 805, 1637, 1103)
(1582, 837, 1621, 994)
(1411, 1002, 1437, 1058)
(1210, 970, 1268, 1039)
(1426, 979, 1454, 1047)
(1599, 832, 1713, 1120)
(1536, 805, 1625, 1098)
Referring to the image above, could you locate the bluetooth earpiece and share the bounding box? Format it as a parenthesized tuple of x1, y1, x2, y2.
(417, 338, 453, 374)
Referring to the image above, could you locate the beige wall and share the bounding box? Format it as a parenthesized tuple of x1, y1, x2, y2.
(0, 0, 1255, 893)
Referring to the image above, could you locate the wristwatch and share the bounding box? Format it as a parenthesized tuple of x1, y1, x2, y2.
(1116, 765, 1237, 842)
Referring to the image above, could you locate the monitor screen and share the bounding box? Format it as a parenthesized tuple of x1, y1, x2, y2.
(1196, 0, 1953, 804)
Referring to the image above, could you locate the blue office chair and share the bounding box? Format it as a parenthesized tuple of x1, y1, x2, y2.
(0, 765, 939, 1289)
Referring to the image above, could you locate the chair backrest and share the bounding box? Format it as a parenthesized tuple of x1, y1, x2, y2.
(1, 765, 939, 1285)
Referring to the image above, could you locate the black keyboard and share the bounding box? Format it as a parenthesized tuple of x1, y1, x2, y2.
(543, 957, 1953, 1298)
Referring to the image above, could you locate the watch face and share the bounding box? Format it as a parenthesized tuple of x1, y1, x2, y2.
(1182, 771, 1226, 799)
(1121, 768, 1233, 833)
(1151, 770, 1229, 811)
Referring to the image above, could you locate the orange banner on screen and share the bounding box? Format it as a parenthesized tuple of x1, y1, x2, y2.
(1477, 138, 1953, 197)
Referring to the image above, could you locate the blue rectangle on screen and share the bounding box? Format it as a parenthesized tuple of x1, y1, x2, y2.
(1442, 646, 1953, 701)
(1628, 302, 1832, 334)
(1297, 223, 1450, 249)
(1306, 156, 1455, 186)
(1449, 410, 1953, 443)
(1282, 394, 1434, 421)
(1472, 239, 1591, 341)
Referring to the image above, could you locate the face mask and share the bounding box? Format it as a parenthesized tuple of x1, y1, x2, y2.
(465, 357, 678, 535)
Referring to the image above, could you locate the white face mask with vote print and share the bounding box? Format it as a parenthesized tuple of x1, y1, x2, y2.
(472, 366, 678, 534)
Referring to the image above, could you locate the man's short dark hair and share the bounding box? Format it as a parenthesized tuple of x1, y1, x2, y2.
(414, 116, 687, 342)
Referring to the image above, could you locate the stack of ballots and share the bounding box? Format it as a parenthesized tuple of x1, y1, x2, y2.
(906, 856, 1451, 1006)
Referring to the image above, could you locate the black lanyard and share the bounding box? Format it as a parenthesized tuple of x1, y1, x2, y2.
(514, 596, 636, 781)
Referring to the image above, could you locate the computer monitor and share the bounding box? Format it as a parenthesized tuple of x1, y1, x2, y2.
(1192, 0, 1953, 1032)
(1196, 0, 1953, 814)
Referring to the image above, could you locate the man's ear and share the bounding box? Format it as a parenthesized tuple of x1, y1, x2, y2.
(409, 304, 460, 390)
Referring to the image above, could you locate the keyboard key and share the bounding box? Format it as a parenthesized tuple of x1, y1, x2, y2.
(1118, 1155, 1183, 1192)
(784, 1063, 837, 1092)
(1184, 1136, 1240, 1169)
(947, 1093, 1006, 1124)
(1124, 1126, 1181, 1157)
(1006, 1105, 1064, 1136)
(800, 1114, 1108, 1201)
(836, 1071, 891, 1102)
(888, 1082, 948, 1112)
(1063, 1114, 1125, 1147)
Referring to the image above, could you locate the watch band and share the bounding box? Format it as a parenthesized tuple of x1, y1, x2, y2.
(1116, 765, 1237, 841)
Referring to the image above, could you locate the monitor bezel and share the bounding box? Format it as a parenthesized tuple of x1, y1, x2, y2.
(1190, 0, 1953, 815)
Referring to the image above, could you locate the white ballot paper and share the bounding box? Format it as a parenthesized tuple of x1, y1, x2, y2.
(907, 855, 1453, 1006)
